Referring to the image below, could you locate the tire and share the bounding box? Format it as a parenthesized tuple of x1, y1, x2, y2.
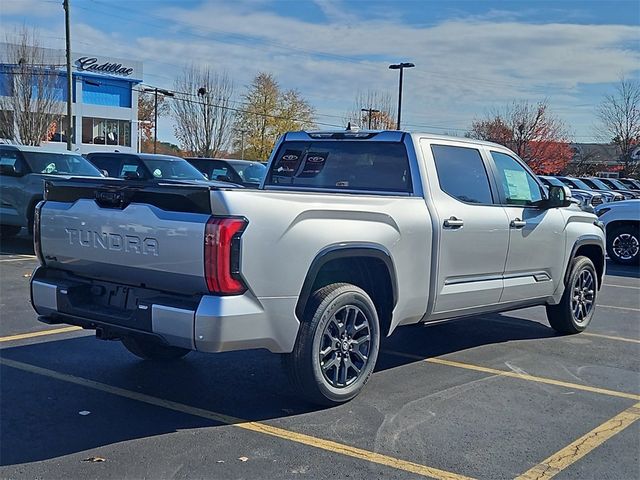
(606, 224, 640, 265)
(546, 256, 597, 334)
(283, 283, 380, 406)
(121, 336, 190, 361)
(0, 225, 21, 238)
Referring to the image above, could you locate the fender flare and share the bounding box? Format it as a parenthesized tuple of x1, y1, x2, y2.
(295, 242, 398, 319)
(564, 235, 606, 286)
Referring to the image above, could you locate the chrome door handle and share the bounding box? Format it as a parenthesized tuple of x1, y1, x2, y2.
(510, 218, 526, 229)
(443, 217, 464, 229)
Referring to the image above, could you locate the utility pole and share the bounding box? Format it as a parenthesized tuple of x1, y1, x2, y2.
(143, 87, 173, 153)
(236, 129, 248, 160)
(63, 0, 73, 151)
(361, 108, 380, 129)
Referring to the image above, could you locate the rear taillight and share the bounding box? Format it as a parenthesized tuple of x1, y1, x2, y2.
(33, 201, 45, 265)
(204, 217, 248, 295)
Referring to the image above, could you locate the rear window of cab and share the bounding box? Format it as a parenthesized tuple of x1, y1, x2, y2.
(265, 141, 412, 193)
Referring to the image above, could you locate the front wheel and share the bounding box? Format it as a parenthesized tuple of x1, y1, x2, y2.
(283, 283, 380, 406)
(606, 224, 640, 265)
(546, 256, 597, 334)
(121, 336, 190, 361)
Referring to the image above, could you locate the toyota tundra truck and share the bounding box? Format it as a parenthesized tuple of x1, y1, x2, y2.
(30, 131, 606, 405)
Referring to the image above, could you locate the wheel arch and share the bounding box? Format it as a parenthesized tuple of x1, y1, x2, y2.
(295, 243, 398, 336)
(565, 236, 606, 289)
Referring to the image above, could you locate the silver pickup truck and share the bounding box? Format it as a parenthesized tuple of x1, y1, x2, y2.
(31, 131, 606, 405)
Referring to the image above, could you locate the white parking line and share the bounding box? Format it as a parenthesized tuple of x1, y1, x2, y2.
(0, 257, 37, 263)
(599, 304, 640, 312)
(603, 283, 640, 290)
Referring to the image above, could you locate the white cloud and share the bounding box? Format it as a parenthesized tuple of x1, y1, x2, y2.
(4, 0, 639, 142)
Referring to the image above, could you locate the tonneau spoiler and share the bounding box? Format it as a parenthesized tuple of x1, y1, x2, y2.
(43, 177, 229, 214)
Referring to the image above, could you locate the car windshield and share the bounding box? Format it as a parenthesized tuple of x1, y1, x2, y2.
(587, 178, 612, 190)
(22, 152, 103, 177)
(140, 157, 206, 180)
(229, 162, 267, 183)
(541, 176, 564, 187)
(566, 178, 592, 190)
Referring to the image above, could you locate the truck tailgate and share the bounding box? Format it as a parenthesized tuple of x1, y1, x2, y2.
(38, 179, 214, 295)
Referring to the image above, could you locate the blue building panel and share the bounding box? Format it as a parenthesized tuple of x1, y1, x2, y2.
(82, 76, 132, 108)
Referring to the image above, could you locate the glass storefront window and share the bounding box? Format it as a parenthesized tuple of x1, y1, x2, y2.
(81, 117, 131, 147)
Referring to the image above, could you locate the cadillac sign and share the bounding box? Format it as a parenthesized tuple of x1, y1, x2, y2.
(75, 56, 134, 77)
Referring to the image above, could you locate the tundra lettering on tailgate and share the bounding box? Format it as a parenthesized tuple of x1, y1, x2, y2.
(64, 228, 159, 256)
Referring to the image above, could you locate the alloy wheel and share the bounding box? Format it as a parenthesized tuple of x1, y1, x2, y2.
(318, 305, 371, 388)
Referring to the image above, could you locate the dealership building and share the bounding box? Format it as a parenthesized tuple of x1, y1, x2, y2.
(0, 43, 142, 153)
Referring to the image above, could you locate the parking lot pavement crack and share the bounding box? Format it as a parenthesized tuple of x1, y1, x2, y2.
(514, 402, 640, 480)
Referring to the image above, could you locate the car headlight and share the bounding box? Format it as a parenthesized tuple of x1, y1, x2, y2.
(596, 207, 611, 217)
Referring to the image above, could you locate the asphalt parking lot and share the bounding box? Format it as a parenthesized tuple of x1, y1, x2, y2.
(1, 233, 638, 480)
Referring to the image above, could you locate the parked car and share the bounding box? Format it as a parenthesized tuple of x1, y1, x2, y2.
(556, 176, 624, 202)
(595, 177, 640, 199)
(186, 158, 266, 187)
(31, 131, 605, 405)
(0, 144, 103, 236)
(86, 152, 208, 181)
(596, 200, 640, 265)
(618, 178, 640, 191)
(579, 177, 636, 200)
(538, 175, 603, 211)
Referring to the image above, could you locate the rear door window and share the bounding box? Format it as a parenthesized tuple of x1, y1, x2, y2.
(266, 141, 412, 193)
(431, 144, 494, 204)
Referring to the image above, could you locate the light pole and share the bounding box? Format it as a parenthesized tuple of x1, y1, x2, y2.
(361, 108, 380, 129)
(143, 87, 173, 153)
(63, 0, 73, 151)
(388, 62, 414, 130)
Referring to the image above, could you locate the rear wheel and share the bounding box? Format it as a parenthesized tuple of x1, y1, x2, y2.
(606, 224, 640, 265)
(0, 225, 21, 237)
(546, 256, 597, 334)
(121, 336, 190, 361)
(283, 283, 380, 406)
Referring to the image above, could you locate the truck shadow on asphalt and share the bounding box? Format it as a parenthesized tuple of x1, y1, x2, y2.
(2, 313, 562, 466)
(0, 231, 34, 256)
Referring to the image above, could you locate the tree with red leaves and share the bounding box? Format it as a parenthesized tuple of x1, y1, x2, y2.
(468, 100, 572, 175)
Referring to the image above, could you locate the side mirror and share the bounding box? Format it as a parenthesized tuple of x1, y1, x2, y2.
(100, 169, 109, 177)
(0, 163, 23, 177)
(542, 185, 572, 209)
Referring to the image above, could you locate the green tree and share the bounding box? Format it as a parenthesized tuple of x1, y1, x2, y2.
(235, 73, 315, 160)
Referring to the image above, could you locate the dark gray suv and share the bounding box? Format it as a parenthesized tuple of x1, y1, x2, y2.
(0, 145, 103, 236)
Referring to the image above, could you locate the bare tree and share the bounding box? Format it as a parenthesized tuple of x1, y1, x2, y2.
(172, 65, 235, 157)
(597, 77, 640, 176)
(344, 90, 396, 129)
(0, 28, 65, 145)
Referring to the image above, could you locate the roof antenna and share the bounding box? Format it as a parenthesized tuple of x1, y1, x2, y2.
(346, 122, 352, 131)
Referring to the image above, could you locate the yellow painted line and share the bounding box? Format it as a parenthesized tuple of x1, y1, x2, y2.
(0, 326, 83, 343)
(603, 283, 640, 290)
(515, 402, 640, 480)
(383, 350, 640, 401)
(583, 332, 640, 344)
(599, 304, 640, 312)
(0, 357, 473, 480)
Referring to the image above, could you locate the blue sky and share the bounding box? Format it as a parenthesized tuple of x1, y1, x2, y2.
(2, 0, 639, 144)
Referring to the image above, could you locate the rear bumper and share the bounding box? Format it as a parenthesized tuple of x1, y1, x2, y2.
(30, 267, 299, 354)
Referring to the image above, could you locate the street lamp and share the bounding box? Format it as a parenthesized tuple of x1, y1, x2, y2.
(361, 108, 380, 130)
(143, 87, 174, 153)
(388, 62, 415, 130)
